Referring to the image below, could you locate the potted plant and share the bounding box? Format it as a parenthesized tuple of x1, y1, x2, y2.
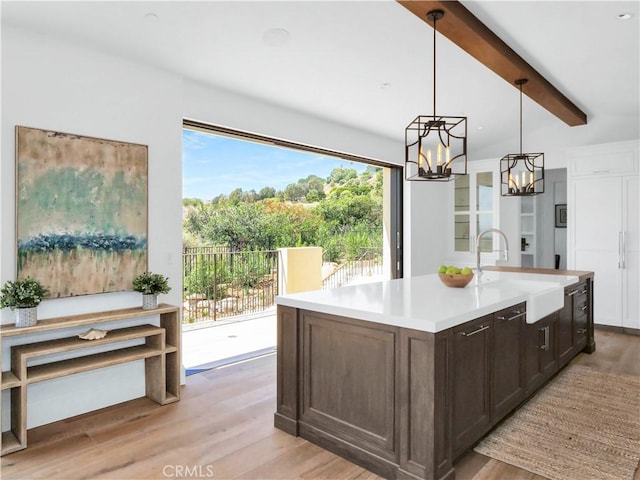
(132, 271, 171, 310)
(0, 277, 49, 327)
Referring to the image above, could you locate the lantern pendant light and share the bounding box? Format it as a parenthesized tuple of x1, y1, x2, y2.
(405, 9, 467, 182)
(500, 79, 544, 196)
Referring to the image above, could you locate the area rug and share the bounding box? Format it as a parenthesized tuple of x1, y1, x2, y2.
(474, 364, 640, 480)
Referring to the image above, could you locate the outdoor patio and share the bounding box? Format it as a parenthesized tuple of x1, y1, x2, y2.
(181, 309, 277, 375)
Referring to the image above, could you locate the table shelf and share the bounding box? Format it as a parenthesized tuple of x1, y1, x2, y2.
(1, 304, 181, 456)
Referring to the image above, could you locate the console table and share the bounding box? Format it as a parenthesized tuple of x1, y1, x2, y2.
(0, 304, 181, 456)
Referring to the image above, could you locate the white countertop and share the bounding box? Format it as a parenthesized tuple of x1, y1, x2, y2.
(276, 271, 579, 333)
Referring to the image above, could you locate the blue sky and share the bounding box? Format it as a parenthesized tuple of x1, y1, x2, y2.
(182, 129, 368, 200)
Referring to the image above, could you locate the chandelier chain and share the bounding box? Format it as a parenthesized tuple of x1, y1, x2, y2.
(433, 13, 437, 118)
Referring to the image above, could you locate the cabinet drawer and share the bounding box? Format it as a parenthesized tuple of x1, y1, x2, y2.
(575, 298, 589, 314)
(565, 283, 588, 298)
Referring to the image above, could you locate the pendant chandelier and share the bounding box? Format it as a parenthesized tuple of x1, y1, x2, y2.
(500, 79, 544, 196)
(405, 9, 467, 182)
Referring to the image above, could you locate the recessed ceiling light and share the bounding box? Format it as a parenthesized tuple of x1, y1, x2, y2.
(144, 13, 159, 22)
(617, 13, 632, 20)
(476, 125, 485, 131)
(263, 28, 291, 47)
(380, 82, 392, 89)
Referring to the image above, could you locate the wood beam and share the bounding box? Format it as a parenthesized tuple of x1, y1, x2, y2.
(397, 0, 587, 126)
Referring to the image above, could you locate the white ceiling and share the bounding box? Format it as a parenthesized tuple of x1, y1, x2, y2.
(2, 1, 639, 159)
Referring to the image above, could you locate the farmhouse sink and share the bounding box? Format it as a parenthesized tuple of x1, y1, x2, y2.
(475, 273, 576, 323)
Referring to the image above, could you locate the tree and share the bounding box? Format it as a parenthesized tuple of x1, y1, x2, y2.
(257, 186, 276, 200)
(327, 167, 357, 185)
(283, 183, 305, 202)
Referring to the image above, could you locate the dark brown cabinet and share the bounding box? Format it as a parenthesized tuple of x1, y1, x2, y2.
(450, 314, 492, 458)
(276, 273, 596, 480)
(491, 303, 526, 421)
(558, 282, 590, 368)
(525, 312, 558, 395)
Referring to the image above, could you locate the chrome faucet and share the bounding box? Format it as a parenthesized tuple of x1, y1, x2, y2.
(476, 228, 509, 281)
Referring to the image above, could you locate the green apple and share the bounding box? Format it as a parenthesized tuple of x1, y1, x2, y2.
(446, 267, 459, 275)
(461, 267, 473, 275)
(438, 265, 447, 274)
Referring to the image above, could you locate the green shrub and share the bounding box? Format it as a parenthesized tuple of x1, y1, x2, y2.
(132, 272, 171, 295)
(0, 277, 49, 309)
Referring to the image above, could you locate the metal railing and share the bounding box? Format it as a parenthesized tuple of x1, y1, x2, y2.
(322, 248, 383, 290)
(183, 248, 279, 325)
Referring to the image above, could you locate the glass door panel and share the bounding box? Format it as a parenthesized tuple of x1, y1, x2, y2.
(476, 172, 493, 211)
(455, 175, 470, 212)
(477, 213, 493, 252)
(455, 214, 470, 252)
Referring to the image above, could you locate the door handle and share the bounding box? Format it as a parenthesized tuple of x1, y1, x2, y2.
(618, 232, 622, 269)
(539, 326, 549, 351)
(622, 231, 626, 269)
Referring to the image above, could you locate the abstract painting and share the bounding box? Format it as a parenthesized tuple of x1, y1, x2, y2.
(16, 126, 148, 298)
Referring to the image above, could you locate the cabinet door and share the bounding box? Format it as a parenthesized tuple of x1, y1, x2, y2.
(557, 286, 575, 369)
(623, 176, 639, 330)
(572, 177, 623, 326)
(492, 304, 526, 421)
(539, 313, 558, 382)
(525, 313, 558, 395)
(450, 315, 492, 458)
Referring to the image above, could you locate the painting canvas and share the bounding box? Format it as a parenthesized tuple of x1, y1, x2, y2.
(16, 126, 148, 298)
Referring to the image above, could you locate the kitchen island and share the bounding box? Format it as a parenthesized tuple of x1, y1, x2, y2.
(274, 269, 595, 480)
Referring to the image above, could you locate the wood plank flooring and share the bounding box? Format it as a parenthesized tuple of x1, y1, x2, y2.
(2, 328, 638, 480)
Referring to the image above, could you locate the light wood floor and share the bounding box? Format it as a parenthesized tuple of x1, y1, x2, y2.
(2, 328, 638, 480)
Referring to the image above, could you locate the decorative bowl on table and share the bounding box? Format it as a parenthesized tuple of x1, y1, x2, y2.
(438, 272, 474, 288)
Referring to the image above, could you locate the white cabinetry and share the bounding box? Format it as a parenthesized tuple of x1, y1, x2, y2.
(451, 161, 499, 260)
(568, 141, 639, 329)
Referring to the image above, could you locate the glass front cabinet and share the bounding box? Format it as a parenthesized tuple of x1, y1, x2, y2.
(453, 165, 499, 257)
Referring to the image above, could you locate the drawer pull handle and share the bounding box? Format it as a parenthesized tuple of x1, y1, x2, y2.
(577, 328, 588, 334)
(460, 325, 490, 337)
(567, 288, 587, 297)
(579, 305, 588, 312)
(496, 312, 526, 321)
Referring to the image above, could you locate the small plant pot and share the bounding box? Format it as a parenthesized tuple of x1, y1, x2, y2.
(15, 307, 37, 328)
(142, 294, 158, 310)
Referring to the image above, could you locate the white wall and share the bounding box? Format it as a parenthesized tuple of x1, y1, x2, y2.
(1, 26, 183, 428)
(403, 180, 450, 277)
(184, 79, 401, 166)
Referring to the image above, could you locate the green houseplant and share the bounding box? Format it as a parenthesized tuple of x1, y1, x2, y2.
(0, 277, 49, 327)
(132, 272, 171, 310)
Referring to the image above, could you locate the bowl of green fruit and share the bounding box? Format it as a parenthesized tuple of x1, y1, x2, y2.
(437, 265, 474, 288)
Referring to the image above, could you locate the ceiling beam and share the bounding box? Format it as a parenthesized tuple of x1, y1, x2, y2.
(397, 0, 587, 126)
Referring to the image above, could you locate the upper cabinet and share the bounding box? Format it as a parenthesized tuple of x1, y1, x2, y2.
(453, 165, 498, 256)
(570, 149, 638, 177)
(568, 141, 639, 329)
